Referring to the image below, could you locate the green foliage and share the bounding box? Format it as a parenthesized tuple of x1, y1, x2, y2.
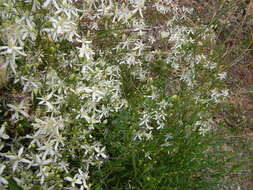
(90, 110, 226, 190)
(7, 178, 23, 190)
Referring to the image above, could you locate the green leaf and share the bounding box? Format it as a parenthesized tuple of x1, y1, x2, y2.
(8, 178, 23, 190)
(95, 186, 102, 190)
(231, 164, 244, 172)
(96, 29, 117, 38)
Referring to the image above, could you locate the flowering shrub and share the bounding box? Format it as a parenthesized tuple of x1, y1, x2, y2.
(0, 0, 229, 189)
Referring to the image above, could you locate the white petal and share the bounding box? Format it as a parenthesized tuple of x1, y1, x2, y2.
(43, 0, 51, 8)
(0, 177, 8, 185)
(0, 165, 6, 174)
(64, 177, 72, 182)
(18, 147, 24, 157)
(5, 155, 16, 160)
(12, 162, 18, 171)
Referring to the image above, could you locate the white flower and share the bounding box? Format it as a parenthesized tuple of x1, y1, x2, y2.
(199, 125, 210, 136)
(26, 134, 41, 148)
(83, 114, 100, 128)
(139, 113, 152, 129)
(145, 152, 152, 160)
(217, 72, 227, 80)
(154, 3, 168, 14)
(96, 105, 110, 119)
(7, 100, 30, 121)
(25, 0, 41, 11)
(33, 154, 52, 168)
(211, 89, 220, 102)
(157, 100, 169, 110)
(37, 92, 55, 111)
(37, 166, 49, 184)
(120, 52, 141, 66)
(55, 0, 79, 19)
(37, 141, 57, 157)
(20, 76, 40, 92)
(33, 117, 65, 140)
(144, 131, 153, 140)
(77, 43, 94, 60)
(94, 146, 107, 159)
(221, 89, 229, 97)
(117, 38, 131, 51)
(43, 16, 78, 41)
(0, 39, 26, 56)
(133, 40, 145, 55)
(0, 126, 9, 140)
(134, 130, 153, 141)
(42, 0, 59, 9)
(2, 147, 30, 171)
(84, 87, 105, 102)
(0, 165, 8, 185)
(113, 7, 132, 23)
(195, 119, 214, 136)
(171, 62, 179, 70)
(77, 169, 89, 190)
(132, 0, 146, 18)
(65, 174, 82, 187)
(146, 86, 159, 100)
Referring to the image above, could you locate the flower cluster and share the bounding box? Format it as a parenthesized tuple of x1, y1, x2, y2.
(0, 0, 228, 189)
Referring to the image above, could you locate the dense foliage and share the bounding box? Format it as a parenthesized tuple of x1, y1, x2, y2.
(0, 0, 230, 189)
